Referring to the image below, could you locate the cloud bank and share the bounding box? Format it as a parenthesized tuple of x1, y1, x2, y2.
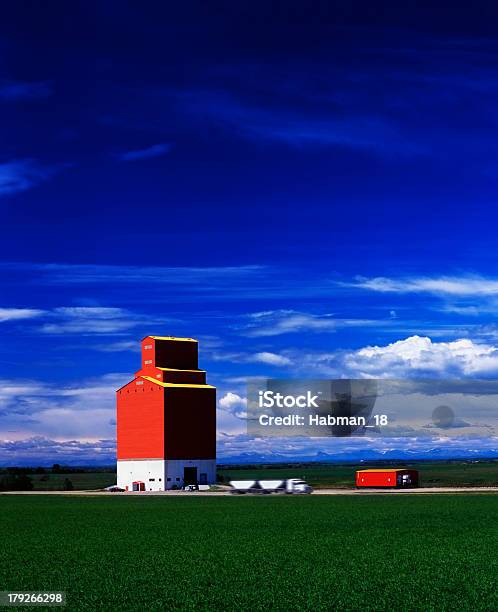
(2, 334, 498, 464)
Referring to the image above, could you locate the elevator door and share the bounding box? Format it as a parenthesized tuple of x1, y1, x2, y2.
(183, 467, 198, 485)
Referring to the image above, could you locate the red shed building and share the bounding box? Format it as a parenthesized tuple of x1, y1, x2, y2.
(116, 336, 216, 491)
(356, 468, 419, 488)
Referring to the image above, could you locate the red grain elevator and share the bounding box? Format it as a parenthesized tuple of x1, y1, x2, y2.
(356, 468, 419, 488)
(116, 336, 216, 491)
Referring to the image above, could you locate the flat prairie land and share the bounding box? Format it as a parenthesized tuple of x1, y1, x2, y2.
(218, 461, 498, 488)
(27, 472, 115, 491)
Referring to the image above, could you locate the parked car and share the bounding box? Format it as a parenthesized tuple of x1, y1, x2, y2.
(104, 485, 125, 492)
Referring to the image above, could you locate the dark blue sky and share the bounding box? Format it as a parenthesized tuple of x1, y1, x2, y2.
(1, 2, 498, 464)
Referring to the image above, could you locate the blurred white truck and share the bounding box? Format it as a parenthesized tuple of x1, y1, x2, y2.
(229, 478, 313, 494)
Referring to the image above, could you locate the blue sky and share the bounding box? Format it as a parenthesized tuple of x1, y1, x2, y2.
(1, 2, 498, 465)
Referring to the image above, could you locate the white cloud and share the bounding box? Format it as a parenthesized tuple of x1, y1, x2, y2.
(17, 262, 263, 284)
(92, 340, 142, 352)
(438, 305, 482, 316)
(0, 436, 116, 466)
(217, 392, 247, 436)
(350, 275, 498, 296)
(55, 307, 123, 317)
(252, 352, 292, 366)
(242, 309, 378, 337)
(343, 335, 498, 378)
(277, 334, 498, 379)
(219, 392, 246, 412)
(0, 304, 170, 335)
(40, 306, 166, 335)
(41, 307, 137, 334)
(208, 348, 292, 367)
(0, 308, 45, 322)
(0, 373, 129, 441)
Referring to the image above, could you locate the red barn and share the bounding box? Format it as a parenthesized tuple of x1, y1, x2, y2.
(356, 468, 419, 488)
(116, 336, 216, 491)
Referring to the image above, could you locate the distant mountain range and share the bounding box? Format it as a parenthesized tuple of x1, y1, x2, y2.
(3, 444, 497, 468)
(219, 447, 498, 465)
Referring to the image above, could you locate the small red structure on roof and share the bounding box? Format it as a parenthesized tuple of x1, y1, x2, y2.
(356, 468, 419, 488)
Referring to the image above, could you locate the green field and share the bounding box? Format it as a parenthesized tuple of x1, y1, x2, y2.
(218, 461, 498, 488)
(27, 472, 116, 491)
(1, 495, 497, 611)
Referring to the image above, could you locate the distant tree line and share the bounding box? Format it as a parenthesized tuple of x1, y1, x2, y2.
(0, 466, 104, 491)
(0, 468, 33, 491)
(0, 464, 116, 475)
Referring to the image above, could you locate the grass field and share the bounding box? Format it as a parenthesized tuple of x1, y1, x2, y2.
(1, 495, 497, 610)
(219, 461, 498, 488)
(27, 472, 116, 491)
(23, 461, 498, 491)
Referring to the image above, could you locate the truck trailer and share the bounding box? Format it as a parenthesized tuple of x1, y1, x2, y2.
(229, 478, 313, 494)
(356, 468, 419, 488)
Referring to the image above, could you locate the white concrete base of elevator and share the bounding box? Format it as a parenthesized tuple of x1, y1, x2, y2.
(117, 458, 216, 491)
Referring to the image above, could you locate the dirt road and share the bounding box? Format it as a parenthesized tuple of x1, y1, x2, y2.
(2, 487, 498, 496)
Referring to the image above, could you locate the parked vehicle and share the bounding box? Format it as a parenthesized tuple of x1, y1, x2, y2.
(229, 478, 313, 494)
(184, 484, 210, 492)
